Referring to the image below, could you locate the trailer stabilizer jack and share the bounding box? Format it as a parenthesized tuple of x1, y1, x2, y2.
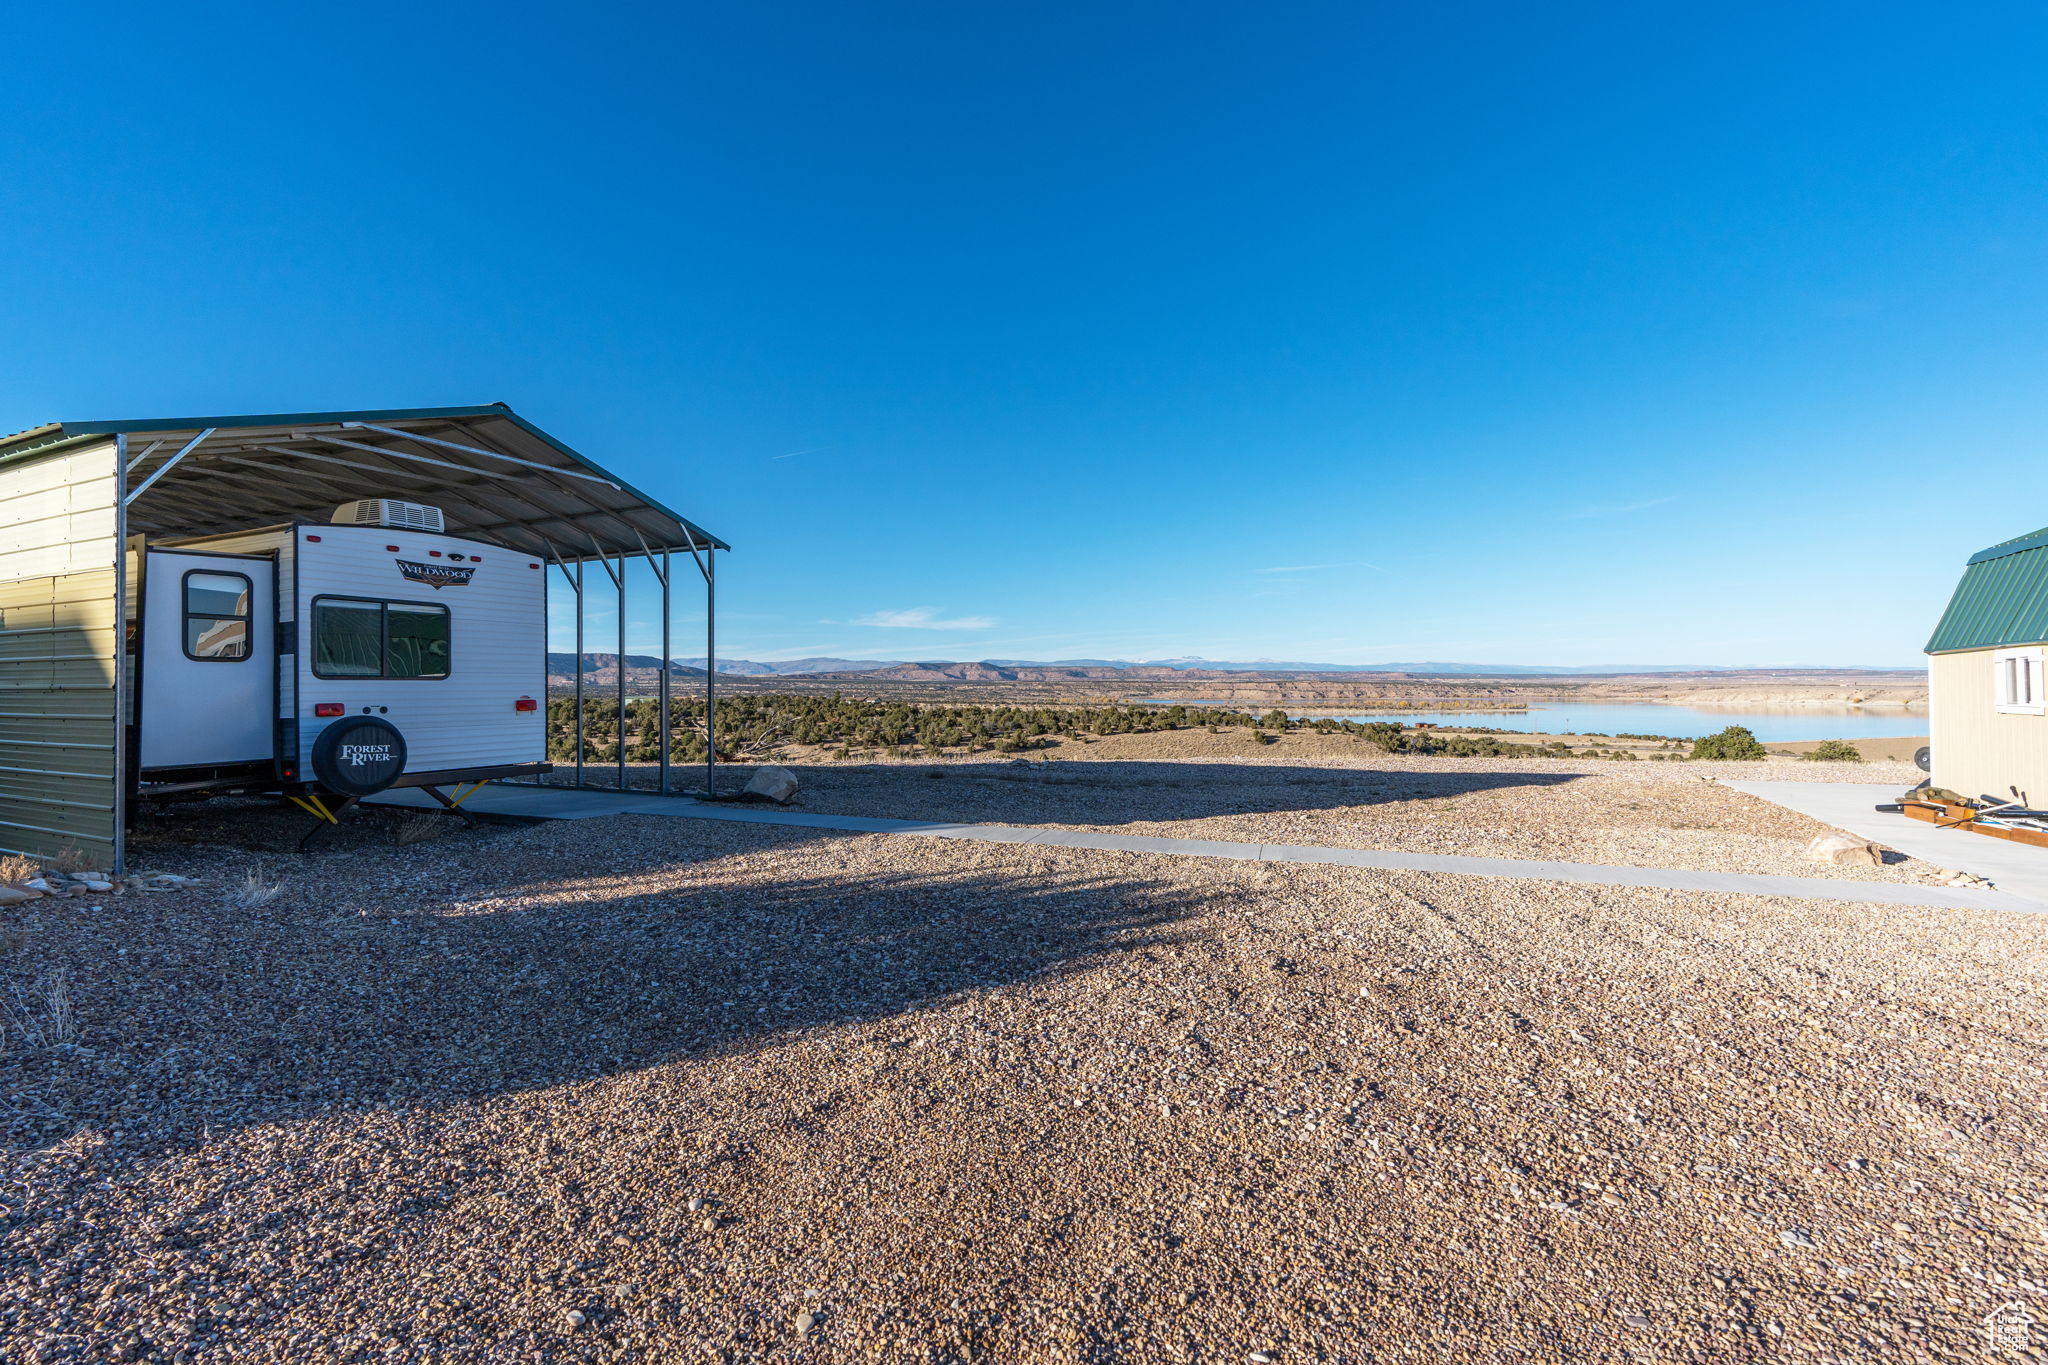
(289, 794, 359, 852)
(418, 784, 484, 828)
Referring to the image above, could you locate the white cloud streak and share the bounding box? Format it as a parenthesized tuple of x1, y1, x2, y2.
(1557, 495, 1675, 520)
(1255, 560, 1382, 574)
(842, 607, 997, 630)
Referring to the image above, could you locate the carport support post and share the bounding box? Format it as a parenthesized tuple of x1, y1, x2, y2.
(111, 434, 129, 875)
(573, 558, 585, 786)
(615, 552, 626, 792)
(705, 548, 716, 798)
(658, 550, 672, 795)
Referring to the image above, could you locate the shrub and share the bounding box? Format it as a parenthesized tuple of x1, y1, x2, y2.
(1804, 739, 1863, 762)
(1690, 726, 1767, 761)
(1359, 722, 1406, 753)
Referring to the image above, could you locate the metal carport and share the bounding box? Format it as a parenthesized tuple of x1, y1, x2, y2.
(0, 403, 729, 871)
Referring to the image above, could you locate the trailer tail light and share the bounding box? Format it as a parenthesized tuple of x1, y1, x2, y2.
(515, 697, 539, 712)
(386, 544, 400, 552)
(305, 534, 321, 542)
(314, 702, 344, 717)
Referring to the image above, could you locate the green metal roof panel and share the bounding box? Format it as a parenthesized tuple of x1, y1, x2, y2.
(1927, 530, 2048, 653)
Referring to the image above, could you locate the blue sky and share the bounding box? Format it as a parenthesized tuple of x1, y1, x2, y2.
(5, 2, 2046, 667)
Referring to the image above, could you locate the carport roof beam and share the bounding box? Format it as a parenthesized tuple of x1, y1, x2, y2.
(344, 422, 621, 487)
(123, 428, 214, 505)
(1, 403, 728, 560)
(316, 434, 527, 481)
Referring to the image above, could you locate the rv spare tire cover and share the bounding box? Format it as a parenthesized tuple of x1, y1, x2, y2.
(310, 717, 408, 797)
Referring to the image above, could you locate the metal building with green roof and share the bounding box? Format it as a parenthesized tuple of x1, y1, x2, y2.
(1926, 525, 2048, 804)
(0, 405, 728, 871)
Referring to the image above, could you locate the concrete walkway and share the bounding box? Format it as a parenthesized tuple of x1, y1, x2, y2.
(1722, 779, 2048, 905)
(370, 783, 2048, 915)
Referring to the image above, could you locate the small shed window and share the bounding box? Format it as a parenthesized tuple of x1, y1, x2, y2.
(311, 597, 451, 680)
(183, 571, 251, 661)
(1994, 647, 2044, 715)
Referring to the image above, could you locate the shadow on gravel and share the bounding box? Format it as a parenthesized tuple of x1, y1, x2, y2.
(528, 760, 1586, 829)
(1, 818, 1212, 1152)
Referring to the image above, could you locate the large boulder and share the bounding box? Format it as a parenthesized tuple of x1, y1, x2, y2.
(742, 765, 801, 804)
(1806, 833, 1883, 867)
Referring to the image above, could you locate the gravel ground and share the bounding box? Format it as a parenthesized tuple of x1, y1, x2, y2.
(1, 782, 2044, 1364)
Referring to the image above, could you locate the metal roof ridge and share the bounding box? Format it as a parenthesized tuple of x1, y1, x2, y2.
(51, 403, 511, 437)
(1968, 526, 2048, 566)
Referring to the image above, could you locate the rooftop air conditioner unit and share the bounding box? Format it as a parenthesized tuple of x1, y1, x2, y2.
(332, 498, 446, 533)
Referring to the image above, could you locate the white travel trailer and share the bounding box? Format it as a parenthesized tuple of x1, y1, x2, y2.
(143, 502, 548, 800)
(0, 406, 727, 868)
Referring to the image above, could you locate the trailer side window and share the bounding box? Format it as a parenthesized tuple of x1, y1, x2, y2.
(311, 597, 450, 680)
(312, 600, 383, 677)
(183, 571, 251, 661)
(386, 603, 451, 679)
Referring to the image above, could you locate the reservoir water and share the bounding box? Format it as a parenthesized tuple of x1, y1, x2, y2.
(1290, 703, 1926, 743)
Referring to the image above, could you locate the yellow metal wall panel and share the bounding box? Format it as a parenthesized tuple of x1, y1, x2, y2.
(0, 440, 120, 864)
(1928, 648, 2048, 806)
(0, 440, 119, 583)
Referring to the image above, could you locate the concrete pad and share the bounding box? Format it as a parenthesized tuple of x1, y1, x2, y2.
(1721, 780, 2048, 905)
(369, 782, 2047, 915)
(664, 800, 2045, 913)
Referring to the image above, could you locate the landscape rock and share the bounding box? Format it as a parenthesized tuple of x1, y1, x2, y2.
(1804, 834, 1882, 867)
(743, 766, 801, 804)
(0, 887, 37, 905)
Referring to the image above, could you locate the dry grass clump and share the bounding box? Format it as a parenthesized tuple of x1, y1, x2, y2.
(227, 870, 282, 909)
(3, 970, 75, 1049)
(48, 846, 94, 874)
(396, 812, 453, 845)
(0, 855, 38, 887)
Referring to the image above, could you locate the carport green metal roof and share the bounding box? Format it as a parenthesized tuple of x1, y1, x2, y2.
(0, 403, 727, 562)
(1927, 524, 2048, 654)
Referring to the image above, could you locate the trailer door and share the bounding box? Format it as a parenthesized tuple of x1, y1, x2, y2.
(139, 551, 275, 771)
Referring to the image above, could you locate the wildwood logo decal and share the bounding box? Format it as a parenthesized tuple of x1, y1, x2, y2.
(395, 559, 475, 589)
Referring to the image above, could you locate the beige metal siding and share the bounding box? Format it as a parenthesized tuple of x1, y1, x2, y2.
(1929, 647, 2048, 805)
(0, 440, 121, 865)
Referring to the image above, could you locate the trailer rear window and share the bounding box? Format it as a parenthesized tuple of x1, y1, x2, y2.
(183, 571, 251, 661)
(311, 597, 450, 680)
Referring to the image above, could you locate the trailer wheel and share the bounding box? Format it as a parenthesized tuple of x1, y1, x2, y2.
(310, 717, 408, 797)
(1914, 745, 1931, 773)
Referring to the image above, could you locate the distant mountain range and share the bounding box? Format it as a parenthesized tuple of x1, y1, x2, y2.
(670, 656, 900, 676)
(987, 658, 1743, 674)
(548, 653, 1918, 679)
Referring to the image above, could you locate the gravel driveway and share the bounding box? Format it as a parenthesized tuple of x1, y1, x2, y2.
(0, 777, 2042, 1363)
